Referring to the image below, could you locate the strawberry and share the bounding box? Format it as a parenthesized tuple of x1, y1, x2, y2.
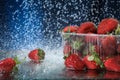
(117, 43, 120, 54)
(62, 26, 78, 33)
(97, 18, 119, 34)
(65, 54, 85, 70)
(101, 36, 117, 57)
(83, 55, 100, 69)
(83, 46, 104, 69)
(77, 22, 97, 33)
(63, 43, 72, 59)
(0, 58, 16, 73)
(104, 56, 120, 72)
(85, 33, 99, 45)
(28, 48, 45, 62)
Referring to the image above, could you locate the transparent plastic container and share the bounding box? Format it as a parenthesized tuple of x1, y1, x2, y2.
(61, 32, 120, 71)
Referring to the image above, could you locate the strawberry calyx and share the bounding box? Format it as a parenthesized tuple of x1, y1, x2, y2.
(71, 39, 83, 50)
(108, 24, 120, 35)
(13, 56, 22, 65)
(63, 53, 70, 59)
(12, 56, 26, 73)
(115, 24, 120, 35)
(88, 46, 104, 68)
(67, 27, 71, 33)
(63, 33, 71, 40)
(38, 49, 45, 60)
(63, 56, 67, 60)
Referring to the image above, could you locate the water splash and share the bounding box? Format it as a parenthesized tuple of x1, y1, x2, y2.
(0, 0, 44, 50)
(1, 0, 120, 50)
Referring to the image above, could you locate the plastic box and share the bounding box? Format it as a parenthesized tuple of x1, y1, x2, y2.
(61, 32, 120, 71)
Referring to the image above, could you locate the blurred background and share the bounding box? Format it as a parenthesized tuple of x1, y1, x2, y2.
(0, 0, 120, 50)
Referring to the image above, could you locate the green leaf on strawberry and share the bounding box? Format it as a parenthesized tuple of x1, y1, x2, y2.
(38, 49, 45, 60)
(12, 56, 26, 73)
(67, 27, 71, 33)
(14, 56, 22, 65)
(115, 24, 120, 35)
(63, 33, 71, 40)
(88, 46, 104, 68)
(71, 39, 83, 50)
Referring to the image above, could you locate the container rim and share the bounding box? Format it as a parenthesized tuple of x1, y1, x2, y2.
(60, 32, 120, 37)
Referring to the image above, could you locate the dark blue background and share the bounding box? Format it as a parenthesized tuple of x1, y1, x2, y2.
(0, 0, 120, 50)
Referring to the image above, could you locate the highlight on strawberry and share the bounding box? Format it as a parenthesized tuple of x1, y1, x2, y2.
(28, 48, 45, 62)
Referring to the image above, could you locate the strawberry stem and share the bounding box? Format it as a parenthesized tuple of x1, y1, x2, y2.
(13, 56, 26, 73)
(14, 56, 22, 65)
(89, 46, 104, 68)
(115, 24, 120, 35)
(67, 27, 71, 33)
(63, 33, 71, 40)
(72, 39, 83, 50)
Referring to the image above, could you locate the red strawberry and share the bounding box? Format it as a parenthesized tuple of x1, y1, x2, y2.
(117, 43, 120, 54)
(0, 58, 16, 73)
(63, 43, 72, 59)
(65, 54, 85, 70)
(85, 33, 99, 45)
(101, 36, 117, 57)
(104, 56, 120, 72)
(77, 22, 97, 33)
(83, 45, 104, 69)
(28, 48, 45, 62)
(83, 55, 100, 69)
(62, 26, 78, 33)
(97, 18, 119, 34)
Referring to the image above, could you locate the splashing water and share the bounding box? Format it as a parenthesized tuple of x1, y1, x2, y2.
(1, 0, 120, 50)
(0, 0, 44, 50)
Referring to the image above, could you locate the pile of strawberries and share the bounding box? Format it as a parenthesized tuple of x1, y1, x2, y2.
(62, 18, 120, 72)
(0, 48, 45, 74)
